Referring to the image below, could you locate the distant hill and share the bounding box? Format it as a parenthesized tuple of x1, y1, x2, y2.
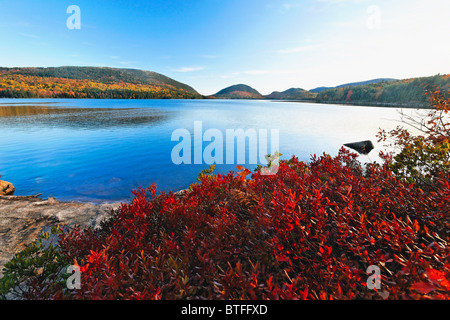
(0, 66, 202, 99)
(212, 84, 263, 99)
(314, 74, 449, 108)
(265, 88, 316, 101)
(311, 78, 398, 93)
(2, 67, 447, 107)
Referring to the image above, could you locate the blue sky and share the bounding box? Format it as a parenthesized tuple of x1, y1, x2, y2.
(0, 0, 449, 95)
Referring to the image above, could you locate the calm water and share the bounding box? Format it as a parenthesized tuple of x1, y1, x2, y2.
(0, 99, 411, 203)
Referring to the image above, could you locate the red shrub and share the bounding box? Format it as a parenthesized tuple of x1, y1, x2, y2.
(38, 149, 450, 299)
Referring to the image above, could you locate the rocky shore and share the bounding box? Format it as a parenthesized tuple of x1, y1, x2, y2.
(0, 195, 122, 276)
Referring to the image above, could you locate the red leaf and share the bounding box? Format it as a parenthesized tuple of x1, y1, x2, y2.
(411, 281, 437, 294)
(425, 269, 450, 291)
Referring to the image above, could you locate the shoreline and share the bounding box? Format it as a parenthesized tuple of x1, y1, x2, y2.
(0, 97, 433, 109)
(0, 194, 122, 276)
(0, 190, 188, 276)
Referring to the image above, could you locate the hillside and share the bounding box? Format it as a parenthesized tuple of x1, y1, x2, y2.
(1, 67, 447, 106)
(310, 78, 398, 93)
(265, 87, 316, 101)
(212, 75, 449, 107)
(0, 66, 202, 99)
(314, 74, 450, 107)
(211, 84, 263, 99)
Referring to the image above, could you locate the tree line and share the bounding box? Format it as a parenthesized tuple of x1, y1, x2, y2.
(315, 74, 449, 107)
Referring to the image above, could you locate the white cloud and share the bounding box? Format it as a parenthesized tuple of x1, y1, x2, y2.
(173, 66, 205, 72)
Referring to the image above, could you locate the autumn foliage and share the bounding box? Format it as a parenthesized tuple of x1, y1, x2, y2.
(378, 88, 450, 184)
(1, 146, 448, 299)
(316, 74, 449, 107)
(0, 72, 201, 99)
(1, 92, 449, 300)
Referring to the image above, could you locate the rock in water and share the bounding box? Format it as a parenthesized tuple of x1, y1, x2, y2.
(0, 180, 15, 195)
(344, 140, 374, 155)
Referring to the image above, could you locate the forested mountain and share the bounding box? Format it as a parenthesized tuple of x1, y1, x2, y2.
(210, 75, 448, 107)
(0, 67, 202, 99)
(265, 88, 316, 101)
(314, 74, 449, 107)
(310, 78, 397, 93)
(211, 84, 263, 99)
(1, 67, 447, 107)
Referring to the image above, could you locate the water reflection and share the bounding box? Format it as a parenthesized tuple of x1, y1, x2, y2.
(0, 105, 171, 129)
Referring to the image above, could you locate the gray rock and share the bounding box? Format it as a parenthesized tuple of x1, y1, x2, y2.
(0, 196, 122, 276)
(174, 189, 188, 198)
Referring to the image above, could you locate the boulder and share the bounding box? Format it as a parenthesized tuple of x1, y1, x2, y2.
(0, 180, 15, 195)
(344, 140, 374, 155)
(0, 196, 122, 277)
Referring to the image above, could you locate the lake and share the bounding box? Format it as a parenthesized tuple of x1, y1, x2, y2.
(0, 99, 415, 203)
